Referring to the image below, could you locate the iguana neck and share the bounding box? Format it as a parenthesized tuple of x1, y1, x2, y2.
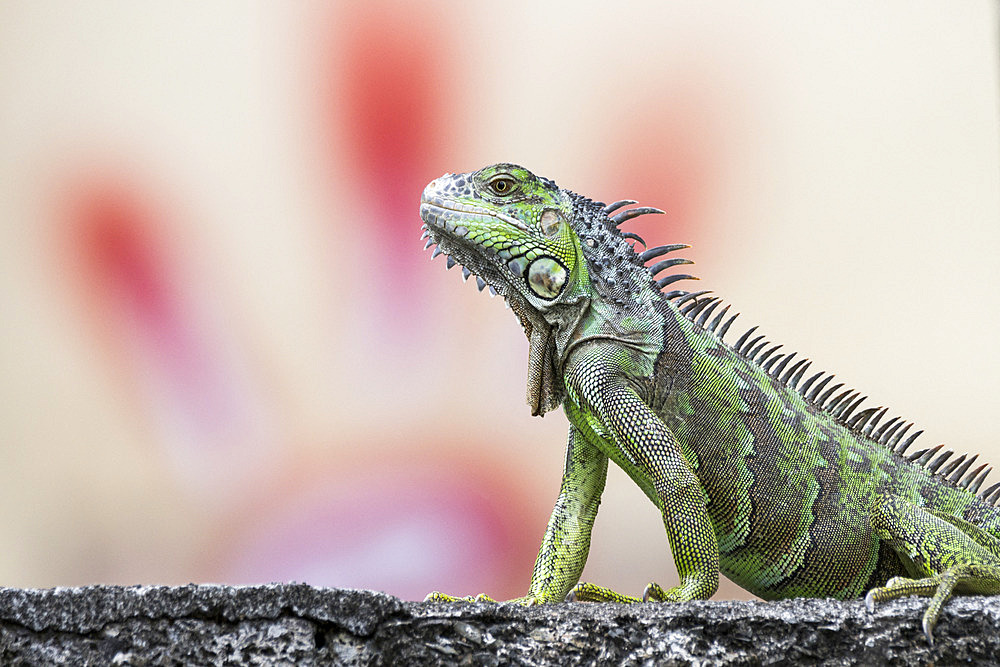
(515, 277, 666, 417)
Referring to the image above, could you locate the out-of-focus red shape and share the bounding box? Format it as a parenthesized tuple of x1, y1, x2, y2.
(61, 177, 260, 460)
(605, 88, 723, 246)
(325, 3, 452, 287)
(75, 188, 189, 358)
(210, 453, 540, 601)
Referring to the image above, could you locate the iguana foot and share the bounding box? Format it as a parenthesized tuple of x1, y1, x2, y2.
(565, 582, 642, 603)
(567, 580, 713, 603)
(565, 581, 684, 603)
(424, 592, 539, 605)
(865, 575, 951, 645)
(864, 564, 992, 646)
(424, 591, 498, 603)
(865, 494, 1000, 644)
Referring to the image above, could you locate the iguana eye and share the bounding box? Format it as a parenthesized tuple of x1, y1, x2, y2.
(526, 257, 567, 299)
(488, 176, 516, 196)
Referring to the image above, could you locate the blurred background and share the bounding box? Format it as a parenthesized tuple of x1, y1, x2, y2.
(0, 1, 998, 602)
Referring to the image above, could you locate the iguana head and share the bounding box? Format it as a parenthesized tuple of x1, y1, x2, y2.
(419, 163, 589, 310)
(420, 163, 596, 415)
(420, 163, 673, 415)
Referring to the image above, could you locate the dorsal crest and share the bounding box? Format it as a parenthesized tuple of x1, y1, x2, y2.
(600, 200, 999, 505)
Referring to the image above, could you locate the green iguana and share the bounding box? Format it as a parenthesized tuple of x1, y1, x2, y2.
(418, 163, 1000, 643)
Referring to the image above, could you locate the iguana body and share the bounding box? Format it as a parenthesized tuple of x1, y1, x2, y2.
(418, 164, 1000, 642)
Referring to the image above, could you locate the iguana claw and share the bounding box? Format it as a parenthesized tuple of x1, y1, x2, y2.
(643, 582, 668, 602)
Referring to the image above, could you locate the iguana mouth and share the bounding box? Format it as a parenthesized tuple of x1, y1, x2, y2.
(419, 196, 522, 297)
(420, 196, 529, 232)
(419, 201, 470, 239)
(420, 189, 565, 415)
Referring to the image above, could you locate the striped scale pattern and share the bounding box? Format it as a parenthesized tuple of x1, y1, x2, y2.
(597, 200, 1000, 507)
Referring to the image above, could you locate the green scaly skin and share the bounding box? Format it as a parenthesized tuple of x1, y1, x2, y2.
(418, 164, 1000, 643)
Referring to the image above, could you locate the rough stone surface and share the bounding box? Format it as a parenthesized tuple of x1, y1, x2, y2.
(0, 585, 998, 665)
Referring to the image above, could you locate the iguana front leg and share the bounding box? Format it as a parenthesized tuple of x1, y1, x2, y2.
(564, 364, 719, 604)
(425, 424, 609, 604)
(863, 494, 1000, 644)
